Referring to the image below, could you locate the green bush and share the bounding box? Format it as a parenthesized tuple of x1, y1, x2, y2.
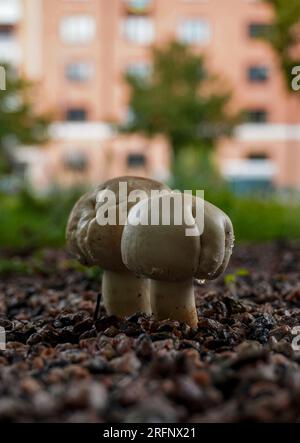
(205, 189, 300, 242)
(0, 185, 299, 254)
(171, 149, 300, 243)
(0, 188, 83, 251)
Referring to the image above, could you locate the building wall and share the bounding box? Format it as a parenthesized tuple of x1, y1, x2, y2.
(1, 0, 300, 189)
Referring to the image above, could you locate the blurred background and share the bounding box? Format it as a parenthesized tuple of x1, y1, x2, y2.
(1, 0, 300, 256)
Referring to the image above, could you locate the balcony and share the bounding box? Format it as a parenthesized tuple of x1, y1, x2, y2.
(235, 123, 300, 142)
(124, 0, 152, 15)
(222, 158, 277, 181)
(50, 122, 113, 141)
(0, 0, 21, 24)
(221, 158, 277, 193)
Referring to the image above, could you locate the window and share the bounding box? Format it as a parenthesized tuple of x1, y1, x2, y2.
(127, 153, 147, 168)
(126, 0, 151, 13)
(66, 62, 93, 82)
(246, 109, 268, 123)
(66, 108, 87, 121)
(126, 61, 151, 79)
(14, 161, 27, 179)
(248, 23, 271, 39)
(127, 0, 151, 8)
(60, 16, 96, 44)
(63, 151, 88, 172)
(124, 107, 136, 125)
(0, 66, 5, 90)
(197, 64, 207, 80)
(247, 153, 268, 160)
(178, 19, 211, 45)
(0, 0, 21, 24)
(248, 66, 269, 82)
(123, 16, 154, 45)
(0, 24, 14, 40)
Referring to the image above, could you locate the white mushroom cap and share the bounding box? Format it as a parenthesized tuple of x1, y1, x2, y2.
(121, 193, 234, 282)
(66, 176, 171, 272)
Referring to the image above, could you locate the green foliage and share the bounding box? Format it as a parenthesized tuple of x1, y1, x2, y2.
(224, 273, 237, 285)
(0, 64, 51, 173)
(1, 187, 300, 259)
(65, 259, 102, 280)
(236, 268, 250, 277)
(0, 258, 33, 276)
(0, 255, 101, 279)
(172, 170, 300, 242)
(224, 269, 250, 285)
(124, 41, 236, 153)
(170, 143, 223, 190)
(205, 189, 300, 243)
(224, 269, 251, 297)
(0, 188, 83, 251)
(263, 0, 300, 89)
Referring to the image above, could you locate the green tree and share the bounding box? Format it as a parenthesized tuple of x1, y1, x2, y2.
(264, 0, 300, 89)
(0, 64, 50, 174)
(124, 42, 235, 161)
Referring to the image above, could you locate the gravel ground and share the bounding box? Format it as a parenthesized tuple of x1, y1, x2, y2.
(0, 242, 300, 423)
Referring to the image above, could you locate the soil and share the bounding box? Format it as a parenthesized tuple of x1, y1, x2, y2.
(0, 242, 300, 423)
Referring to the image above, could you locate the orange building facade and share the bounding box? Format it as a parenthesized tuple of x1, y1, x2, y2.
(1, 0, 300, 190)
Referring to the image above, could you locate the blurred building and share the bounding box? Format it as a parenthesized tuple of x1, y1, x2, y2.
(1, 0, 300, 191)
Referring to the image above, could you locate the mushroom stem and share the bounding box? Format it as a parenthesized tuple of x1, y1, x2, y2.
(150, 279, 198, 328)
(102, 270, 151, 317)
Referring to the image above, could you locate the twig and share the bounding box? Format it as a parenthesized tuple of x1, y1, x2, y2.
(93, 292, 102, 322)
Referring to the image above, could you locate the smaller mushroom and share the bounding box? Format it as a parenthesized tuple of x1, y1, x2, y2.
(66, 176, 170, 318)
(121, 192, 234, 328)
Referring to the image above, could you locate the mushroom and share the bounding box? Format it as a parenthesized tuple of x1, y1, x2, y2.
(121, 192, 234, 328)
(66, 176, 170, 318)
